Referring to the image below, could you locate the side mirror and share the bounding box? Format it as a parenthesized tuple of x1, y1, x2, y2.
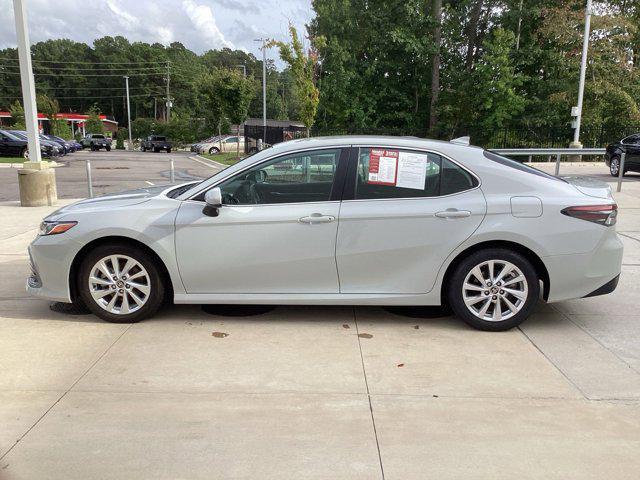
(203, 187, 223, 217)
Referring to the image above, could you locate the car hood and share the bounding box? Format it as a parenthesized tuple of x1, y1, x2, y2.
(562, 175, 613, 200)
(46, 184, 173, 220)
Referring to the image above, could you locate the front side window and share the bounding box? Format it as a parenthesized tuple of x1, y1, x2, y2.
(225, 137, 238, 143)
(623, 134, 640, 145)
(215, 149, 342, 205)
(355, 147, 476, 200)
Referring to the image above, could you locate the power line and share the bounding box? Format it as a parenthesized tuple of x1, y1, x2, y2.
(0, 57, 164, 65)
(0, 92, 165, 100)
(0, 71, 168, 77)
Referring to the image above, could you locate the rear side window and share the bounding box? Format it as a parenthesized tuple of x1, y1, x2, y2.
(623, 134, 640, 145)
(484, 151, 560, 181)
(355, 148, 477, 200)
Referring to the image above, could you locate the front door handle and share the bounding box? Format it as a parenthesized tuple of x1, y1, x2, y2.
(435, 209, 472, 219)
(299, 213, 335, 224)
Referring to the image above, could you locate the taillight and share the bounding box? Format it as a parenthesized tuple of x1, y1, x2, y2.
(561, 204, 617, 226)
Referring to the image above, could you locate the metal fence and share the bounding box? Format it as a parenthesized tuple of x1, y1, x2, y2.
(491, 147, 629, 192)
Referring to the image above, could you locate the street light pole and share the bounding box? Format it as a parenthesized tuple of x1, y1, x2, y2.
(572, 0, 592, 147)
(12, 0, 41, 162)
(254, 38, 267, 146)
(124, 76, 133, 151)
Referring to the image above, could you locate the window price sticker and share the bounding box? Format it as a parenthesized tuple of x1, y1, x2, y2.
(368, 149, 430, 190)
(368, 149, 399, 185)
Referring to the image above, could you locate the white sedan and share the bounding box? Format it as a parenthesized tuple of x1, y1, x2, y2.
(27, 136, 622, 331)
(198, 135, 245, 155)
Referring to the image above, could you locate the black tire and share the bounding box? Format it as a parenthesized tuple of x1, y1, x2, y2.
(90, 145, 96, 151)
(208, 146, 219, 155)
(447, 248, 540, 331)
(106, 146, 111, 152)
(154, 147, 159, 153)
(166, 148, 171, 153)
(141, 146, 146, 152)
(78, 243, 165, 323)
(20, 147, 28, 159)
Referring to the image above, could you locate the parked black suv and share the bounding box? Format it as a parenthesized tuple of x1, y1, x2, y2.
(605, 133, 640, 176)
(141, 135, 172, 153)
(80, 133, 112, 151)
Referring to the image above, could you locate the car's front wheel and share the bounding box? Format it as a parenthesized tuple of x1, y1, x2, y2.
(209, 146, 219, 154)
(78, 244, 165, 323)
(448, 248, 539, 331)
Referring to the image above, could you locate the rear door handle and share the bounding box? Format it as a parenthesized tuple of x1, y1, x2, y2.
(299, 213, 335, 224)
(435, 209, 471, 219)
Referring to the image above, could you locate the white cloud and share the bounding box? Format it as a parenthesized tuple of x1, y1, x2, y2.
(182, 0, 232, 49)
(0, 0, 314, 62)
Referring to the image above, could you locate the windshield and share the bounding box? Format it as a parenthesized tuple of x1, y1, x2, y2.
(0, 130, 20, 140)
(153, 136, 167, 141)
(92, 134, 105, 139)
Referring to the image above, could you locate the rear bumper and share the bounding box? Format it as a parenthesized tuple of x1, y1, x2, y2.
(544, 230, 623, 302)
(583, 274, 619, 298)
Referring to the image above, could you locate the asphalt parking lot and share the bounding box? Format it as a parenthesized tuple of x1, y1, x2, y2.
(1, 158, 640, 479)
(0, 149, 223, 201)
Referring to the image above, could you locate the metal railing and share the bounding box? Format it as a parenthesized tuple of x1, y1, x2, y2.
(491, 148, 626, 193)
(85, 156, 176, 198)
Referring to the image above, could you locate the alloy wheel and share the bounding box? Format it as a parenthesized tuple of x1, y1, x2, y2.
(611, 158, 620, 176)
(88, 255, 151, 315)
(462, 260, 529, 322)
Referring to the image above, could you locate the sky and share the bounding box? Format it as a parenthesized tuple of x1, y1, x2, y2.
(1, 0, 314, 62)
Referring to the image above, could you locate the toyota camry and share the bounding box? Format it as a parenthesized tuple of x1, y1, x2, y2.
(27, 136, 623, 331)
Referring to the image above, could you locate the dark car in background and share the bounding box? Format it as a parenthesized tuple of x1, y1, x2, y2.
(80, 133, 112, 151)
(44, 134, 75, 154)
(141, 135, 172, 153)
(0, 129, 56, 159)
(605, 133, 640, 176)
(9, 130, 63, 158)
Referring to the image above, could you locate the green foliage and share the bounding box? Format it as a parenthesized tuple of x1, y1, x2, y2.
(116, 128, 127, 149)
(269, 25, 321, 134)
(85, 105, 105, 134)
(8, 100, 25, 130)
(51, 118, 72, 139)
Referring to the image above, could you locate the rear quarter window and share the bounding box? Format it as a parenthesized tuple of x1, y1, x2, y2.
(484, 151, 561, 181)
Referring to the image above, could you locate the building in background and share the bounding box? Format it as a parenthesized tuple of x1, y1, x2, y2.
(0, 111, 118, 137)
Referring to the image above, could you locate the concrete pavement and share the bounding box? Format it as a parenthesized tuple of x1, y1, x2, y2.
(0, 161, 640, 479)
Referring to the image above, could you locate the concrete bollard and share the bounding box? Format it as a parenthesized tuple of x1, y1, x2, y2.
(18, 163, 57, 207)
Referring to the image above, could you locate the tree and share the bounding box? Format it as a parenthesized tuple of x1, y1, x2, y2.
(9, 100, 25, 130)
(429, 0, 442, 134)
(201, 68, 256, 156)
(85, 105, 105, 134)
(269, 25, 321, 136)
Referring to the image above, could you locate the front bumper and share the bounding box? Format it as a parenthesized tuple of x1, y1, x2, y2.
(25, 235, 78, 303)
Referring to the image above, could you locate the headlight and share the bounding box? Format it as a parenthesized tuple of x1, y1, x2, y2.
(39, 221, 77, 236)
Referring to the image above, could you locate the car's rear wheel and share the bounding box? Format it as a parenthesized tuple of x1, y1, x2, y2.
(610, 156, 623, 177)
(448, 248, 539, 331)
(209, 146, 219, 154)
(78, 244, 164, 323)
(20, 147, 28, 159)
(167, 148, 171, 153)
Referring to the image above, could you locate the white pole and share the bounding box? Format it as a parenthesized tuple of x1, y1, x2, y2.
(573, 0, 592, 145)
(262, 42, 267, 143)
(12, 0, 41, 162)
(124, 76, 133, 151)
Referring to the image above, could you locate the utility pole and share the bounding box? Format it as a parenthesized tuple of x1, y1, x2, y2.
(254, 39, 267, 145)
(12, 0, 41, 162)
(166, 61, 171, 121)
(571, 0, 592, 148)
(124, 76, 133, 151)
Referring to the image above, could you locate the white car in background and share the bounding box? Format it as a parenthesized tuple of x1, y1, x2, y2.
(27, 136, 622, 331)
(198, 135, 245, 155)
